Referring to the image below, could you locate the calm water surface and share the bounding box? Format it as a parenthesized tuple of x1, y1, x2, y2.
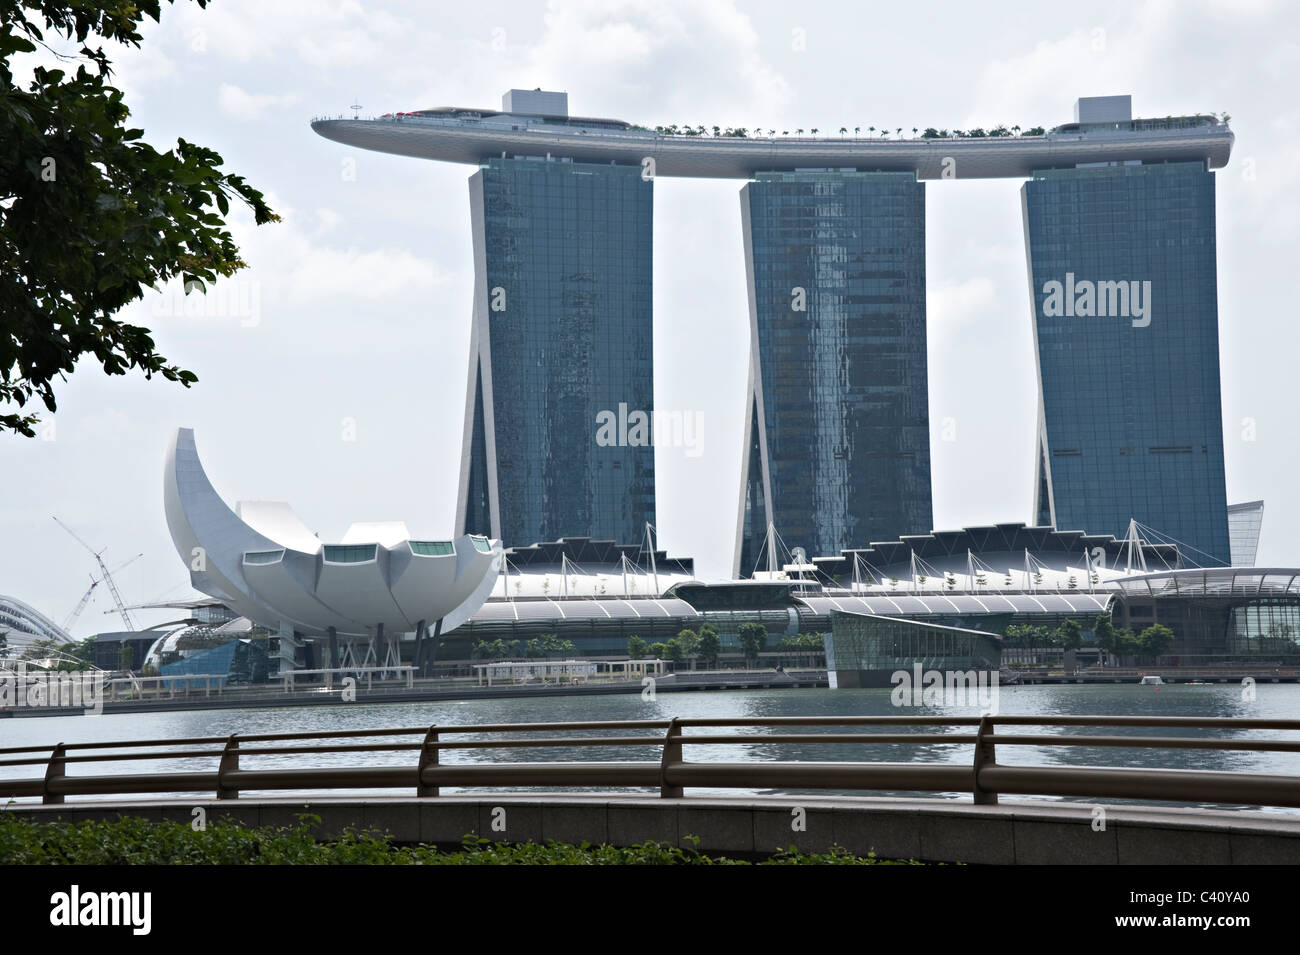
(3, 684, 1298, 809)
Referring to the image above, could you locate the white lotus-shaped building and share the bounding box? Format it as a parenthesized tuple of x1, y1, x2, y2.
(164, 428, 501, 668)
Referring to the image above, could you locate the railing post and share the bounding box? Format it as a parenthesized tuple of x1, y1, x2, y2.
(973, 715, 997, 805)
(417, 724, 439, 797)
(42, 743, 66, 805)
(217, 733, 240, 800)
(660, 718, 683, 798)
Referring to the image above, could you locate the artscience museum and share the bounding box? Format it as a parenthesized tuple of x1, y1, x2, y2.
(163, 428, 502, 671)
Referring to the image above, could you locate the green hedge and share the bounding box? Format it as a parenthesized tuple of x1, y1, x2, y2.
(0, 814, 920, 865)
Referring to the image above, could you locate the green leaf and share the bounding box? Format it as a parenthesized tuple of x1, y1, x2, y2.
(0, 0, 277, 437)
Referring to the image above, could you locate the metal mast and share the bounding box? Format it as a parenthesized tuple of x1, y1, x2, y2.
(645, 522, 659, 596)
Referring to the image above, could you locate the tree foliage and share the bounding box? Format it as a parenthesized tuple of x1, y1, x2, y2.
(1093, 613, 1115, 652)
(737, 622, 766, 666)
(674, 628, 699, 657)
(776, 632, 825, 651)
(696, 624, 720, 668)
(1054, 618, 1083, 651)
(1136, 623, 1175, 661)
(1, 1, 277, 435)
(473, 638, 510, 660)
(526, 634, 576, 658)
(1002, 623, 1051, 648)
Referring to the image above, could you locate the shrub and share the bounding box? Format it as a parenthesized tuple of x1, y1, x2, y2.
(0, 816, 924, 865)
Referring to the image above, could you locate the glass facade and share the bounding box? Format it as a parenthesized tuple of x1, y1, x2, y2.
(826, 612, 1003, 688)
(1117, 594, 1300, 664)
(409, 541, 454, 556)
(1227, 599, 1300, 656)
(243, 550, 284, 565)
(1024, 162, 1230, 565)
(1227, 501, 1264, 567)
(322, 545, 377, 563)
(462, 158, 655, 548)
(738, 171, 932, 576)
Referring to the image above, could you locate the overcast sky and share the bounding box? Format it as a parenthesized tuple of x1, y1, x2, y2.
(3, 0, 1297, 636)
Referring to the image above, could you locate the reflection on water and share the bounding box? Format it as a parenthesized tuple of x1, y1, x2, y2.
(2, 684, 1298, 809)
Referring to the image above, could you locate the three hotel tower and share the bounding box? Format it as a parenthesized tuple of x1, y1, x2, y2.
(443, 95, 1232, 568)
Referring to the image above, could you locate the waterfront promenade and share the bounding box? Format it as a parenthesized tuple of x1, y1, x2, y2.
(9, 793, 1300, 865)
(5, 712, 1300, 864)
(0, 668, 828, 718)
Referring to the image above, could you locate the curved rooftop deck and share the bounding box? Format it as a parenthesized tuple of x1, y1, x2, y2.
(311, 112, 1233, 180)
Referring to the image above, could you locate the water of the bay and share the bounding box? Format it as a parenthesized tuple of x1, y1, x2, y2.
(3, 683, 1298, 810)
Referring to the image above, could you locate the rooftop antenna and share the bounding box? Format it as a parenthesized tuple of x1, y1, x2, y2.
(349, 99, 363, 118)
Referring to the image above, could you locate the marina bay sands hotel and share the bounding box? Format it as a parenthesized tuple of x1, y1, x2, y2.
(312, 91, 1237, 572)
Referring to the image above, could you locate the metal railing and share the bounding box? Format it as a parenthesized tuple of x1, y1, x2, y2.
(2, 715, 1299, 808)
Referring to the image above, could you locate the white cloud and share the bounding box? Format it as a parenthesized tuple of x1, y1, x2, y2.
(928, 277, 1000, 333)
(172, 0, 412, 66)
(217, 83, 301, 121)
(524, 0, 791, 122)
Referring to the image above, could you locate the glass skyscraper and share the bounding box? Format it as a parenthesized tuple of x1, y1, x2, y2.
(457, 158, 655, 548)
(735, 171, 932, 576)
(1227, 500, 1264, 566)
(1023, 161, 1231, 565)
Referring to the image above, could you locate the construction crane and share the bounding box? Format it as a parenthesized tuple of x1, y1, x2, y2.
(61, 575, 99, 634)
(53, 517, 139, 631)
(60, 554, 144, 635)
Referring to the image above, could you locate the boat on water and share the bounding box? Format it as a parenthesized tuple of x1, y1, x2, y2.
(1138, 675, 1165, 685)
